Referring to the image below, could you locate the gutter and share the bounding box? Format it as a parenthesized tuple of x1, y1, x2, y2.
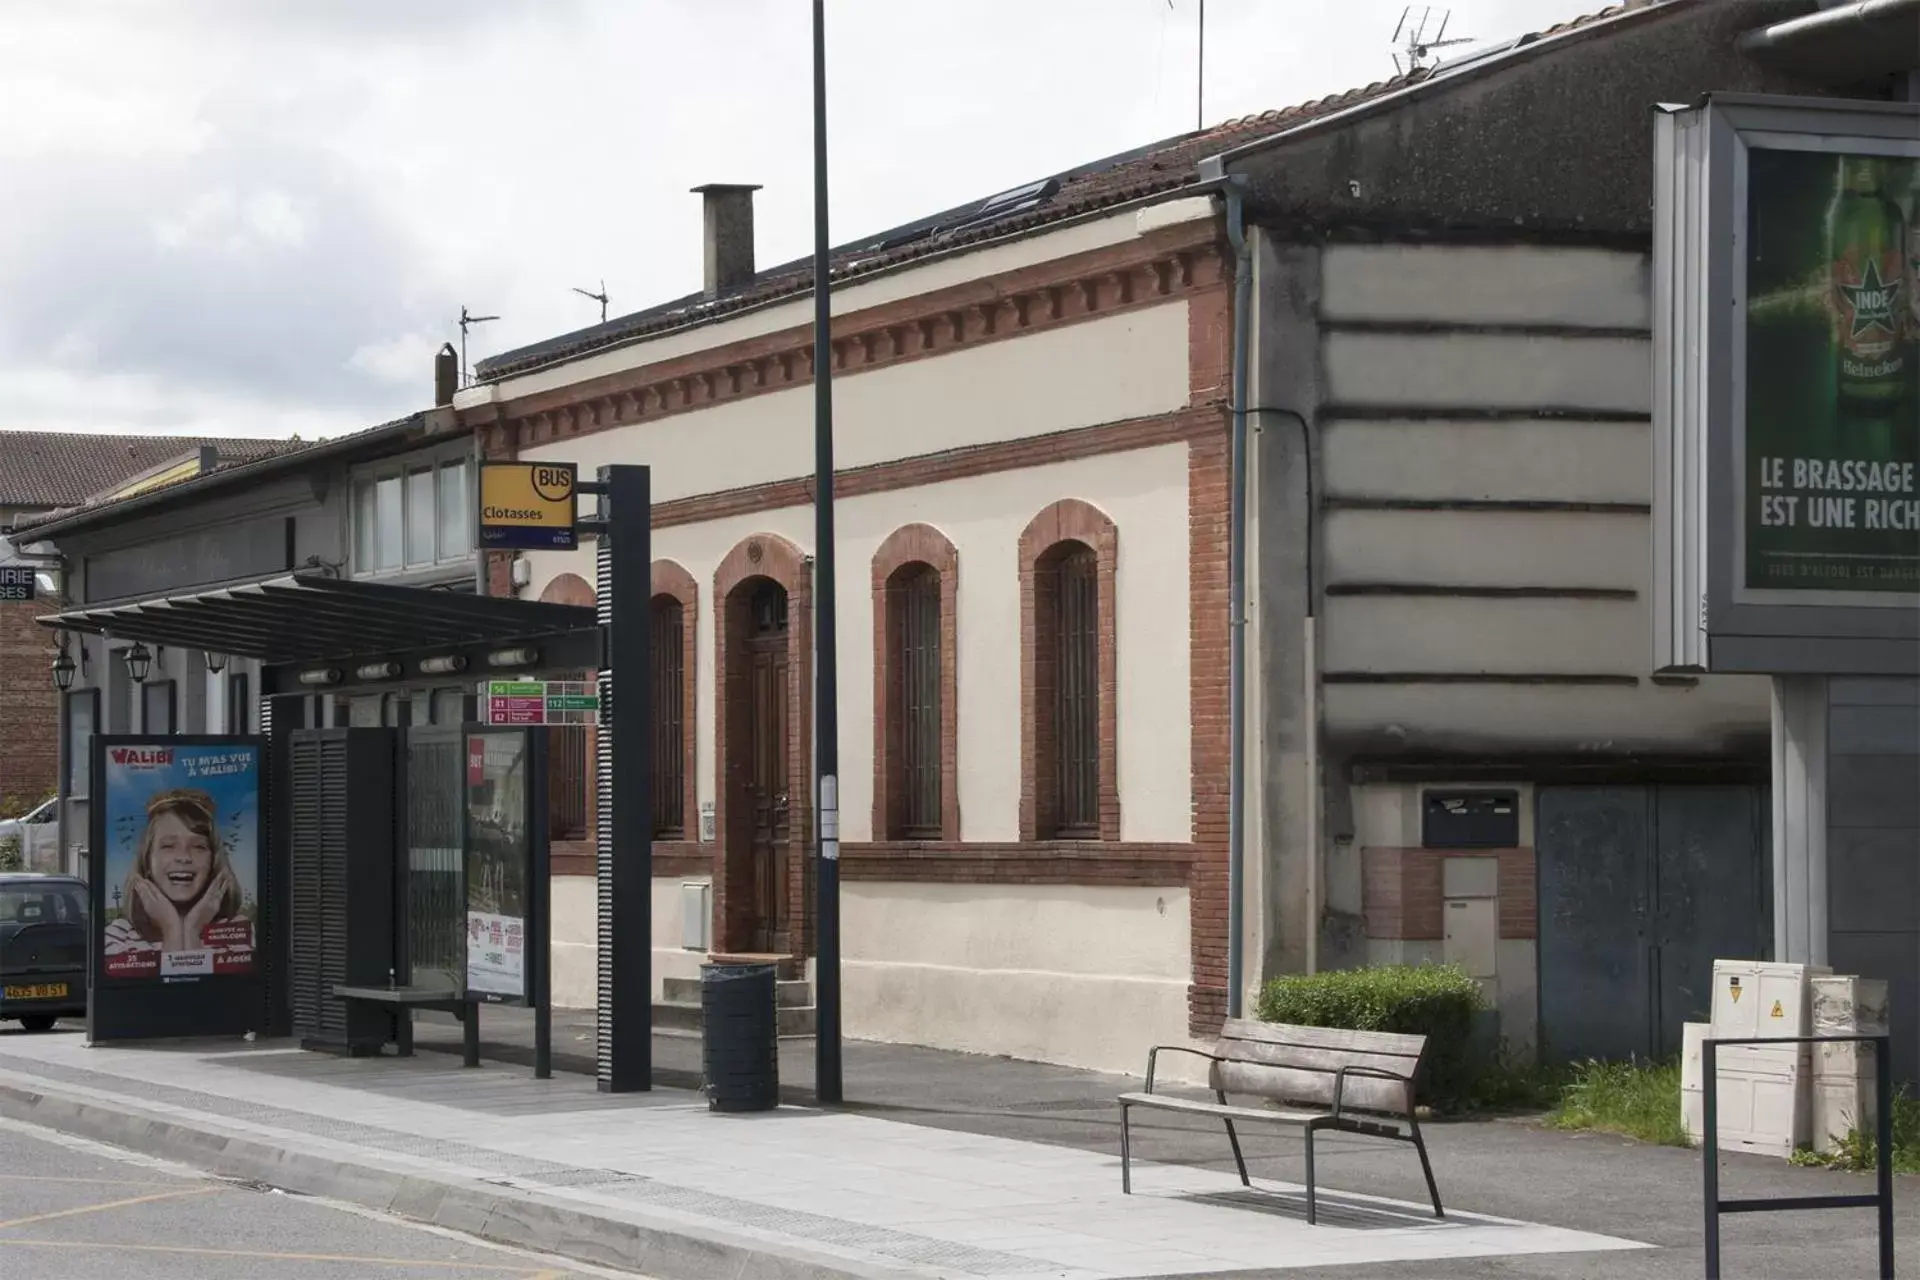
(1739, 0, 1920, 50)
(7, 412, 443, 545)
(1222, 177, 1252, 1017)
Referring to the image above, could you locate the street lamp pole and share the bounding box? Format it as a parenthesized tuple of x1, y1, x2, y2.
(811, 0, 844, 1106)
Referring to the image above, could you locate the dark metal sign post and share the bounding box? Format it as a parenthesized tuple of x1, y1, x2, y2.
(1702, 1033, 1895, 1279)
(811, 0, 844, 1109)
(580, 464, 652, 1092)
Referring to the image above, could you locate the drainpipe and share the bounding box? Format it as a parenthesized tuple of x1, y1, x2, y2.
(1223, 176, 1252, 1020)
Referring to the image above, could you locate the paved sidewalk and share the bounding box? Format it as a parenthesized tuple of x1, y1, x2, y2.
(0, 1031, 1642, 1279)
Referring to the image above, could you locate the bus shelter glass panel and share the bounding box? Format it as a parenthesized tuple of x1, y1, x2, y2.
(405, 731, 465, 995)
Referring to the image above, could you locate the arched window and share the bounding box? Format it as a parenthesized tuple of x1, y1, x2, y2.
(1019, 500, 1117, 843)
(870, 524, 959, 842)
(889, 564, 943, 838)
(1044, 543, 1100, 838)
(651, 594, 686, 839)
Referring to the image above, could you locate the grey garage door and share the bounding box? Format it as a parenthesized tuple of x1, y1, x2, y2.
(1537, 785, 1769, 1063)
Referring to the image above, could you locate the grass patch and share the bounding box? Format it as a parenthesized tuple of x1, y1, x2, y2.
(1792, 1089, 1920, 1174)
(1545, 1058, 1691, 1147)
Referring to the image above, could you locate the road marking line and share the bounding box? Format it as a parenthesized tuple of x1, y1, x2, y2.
(0, 1238, 592, 1272)
(0, 1174, 178, 1185)
(0, 1185, 223, 1230)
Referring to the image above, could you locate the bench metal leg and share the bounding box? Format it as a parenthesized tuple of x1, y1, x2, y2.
(1303, 1124, 1318, 1226)
(395, 1010, 414, 1058)
(1409, 1117, 1444, 1219)
(1221, 1119, 1251, 1188)
(1119, 1103, 1132, 1194)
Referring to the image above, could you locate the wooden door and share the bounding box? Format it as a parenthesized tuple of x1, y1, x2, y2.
(745, 587, 791, 952)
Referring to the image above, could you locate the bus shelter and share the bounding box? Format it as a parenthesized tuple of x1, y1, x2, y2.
(43, 572, 620, 1080)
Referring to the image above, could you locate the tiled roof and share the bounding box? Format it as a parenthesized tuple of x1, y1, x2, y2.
(0, 431, 308, 510)
(476, 0, 1674, 383)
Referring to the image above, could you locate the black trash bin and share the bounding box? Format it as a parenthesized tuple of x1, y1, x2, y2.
(701, 962, 779, 1112)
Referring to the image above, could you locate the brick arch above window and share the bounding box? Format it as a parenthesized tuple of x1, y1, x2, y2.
(538, 572, 595, 607)
(713, 532, 808, 601)
(870, 524, 960, 842)
(651, 559, 697, 606)
(650, 560, 699, 845)
(1018, 499, 1119, 843)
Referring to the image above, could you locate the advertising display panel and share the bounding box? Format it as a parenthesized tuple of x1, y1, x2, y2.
(1654, 95, 1920, 674)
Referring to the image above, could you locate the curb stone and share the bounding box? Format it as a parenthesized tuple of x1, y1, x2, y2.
(0, 1074, 924, 1280)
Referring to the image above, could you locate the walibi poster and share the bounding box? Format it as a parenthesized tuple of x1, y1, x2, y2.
(100, 742, 261, 982)
(1745, 146, 1920, 594)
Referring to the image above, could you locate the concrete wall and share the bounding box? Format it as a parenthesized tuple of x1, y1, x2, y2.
(1350, 781, 1540, 1052)
(842, 881, 1193, 1076)
(1250, 234, 1774, 989)
(1825, 677, 1920, 1081)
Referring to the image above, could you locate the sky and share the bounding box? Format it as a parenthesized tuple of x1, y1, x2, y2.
(1, 0, 1610, 442)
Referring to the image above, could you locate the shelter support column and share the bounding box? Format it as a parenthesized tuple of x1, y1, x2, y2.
(594, 465, 653, 1092)
(1771, 676, 1829, 968)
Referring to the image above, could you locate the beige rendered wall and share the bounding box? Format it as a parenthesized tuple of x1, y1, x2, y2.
(522, 442, 1195, 845)
(842, 881, 1194, 1075)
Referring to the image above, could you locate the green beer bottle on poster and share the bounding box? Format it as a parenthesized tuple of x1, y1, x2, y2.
(1827, 155, 1907, 422)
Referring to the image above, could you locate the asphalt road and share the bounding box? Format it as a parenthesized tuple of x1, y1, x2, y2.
(0, 1117, 655, 1280)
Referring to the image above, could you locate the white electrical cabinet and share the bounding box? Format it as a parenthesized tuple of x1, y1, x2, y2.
(1809, 975, 1889, 1155)
(1681, 1021, 1709, 1144)
(1704, 960, 1823, 1157)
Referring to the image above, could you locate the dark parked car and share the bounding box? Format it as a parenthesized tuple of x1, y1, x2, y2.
(0, 873, 87, 1031)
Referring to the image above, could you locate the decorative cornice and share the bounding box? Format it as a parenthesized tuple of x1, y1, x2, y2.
(471, 222, 1228, 458)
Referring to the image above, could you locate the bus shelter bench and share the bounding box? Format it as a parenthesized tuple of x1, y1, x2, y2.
(1117, 1019, 1443, 1225)
(331, 985, 480, 1066)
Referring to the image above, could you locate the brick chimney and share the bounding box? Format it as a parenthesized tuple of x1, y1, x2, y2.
(692, 184, 761, 298)
(434, 342, 458, 405)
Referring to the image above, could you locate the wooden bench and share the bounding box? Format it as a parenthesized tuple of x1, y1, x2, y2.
(1118, 1019, 1443, 1225)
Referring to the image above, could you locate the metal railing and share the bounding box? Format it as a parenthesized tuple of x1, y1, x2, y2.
(1702, 1033, 1894, 1279)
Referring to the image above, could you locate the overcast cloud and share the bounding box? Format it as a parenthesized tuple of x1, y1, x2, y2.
(1, 0, 1604, 440)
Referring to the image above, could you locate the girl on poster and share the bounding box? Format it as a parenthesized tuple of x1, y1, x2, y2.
(103, 788, 246, 962)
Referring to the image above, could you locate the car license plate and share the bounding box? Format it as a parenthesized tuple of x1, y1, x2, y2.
(3, 983, 68, 1000)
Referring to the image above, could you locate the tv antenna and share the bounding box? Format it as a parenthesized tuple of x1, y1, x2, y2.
(1167, 0, 1206, 132)
(572, 279, 610, 324)
(457, 305, 498, 387)
(1391, 6, 1473, 76)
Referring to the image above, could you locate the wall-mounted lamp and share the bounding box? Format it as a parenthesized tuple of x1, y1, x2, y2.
(123, 642, 152, 684)
(296, 667, 342, 687)
(418, 655, 468, 675)
(355, 661, 402, 682)
(486, 647, 540, 669)
(51, 651, 76, 691)
(205, 651, 228, 674)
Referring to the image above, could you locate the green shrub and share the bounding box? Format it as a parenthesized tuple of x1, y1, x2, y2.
(1255, 964, 1488, 1111)
(0, 834, 21, 873)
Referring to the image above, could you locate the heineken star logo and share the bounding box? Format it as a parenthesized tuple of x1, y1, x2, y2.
(1837, 256, 1902, 340)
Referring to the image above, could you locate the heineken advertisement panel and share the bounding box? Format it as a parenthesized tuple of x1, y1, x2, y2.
(1654, 95, 1920, 676)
